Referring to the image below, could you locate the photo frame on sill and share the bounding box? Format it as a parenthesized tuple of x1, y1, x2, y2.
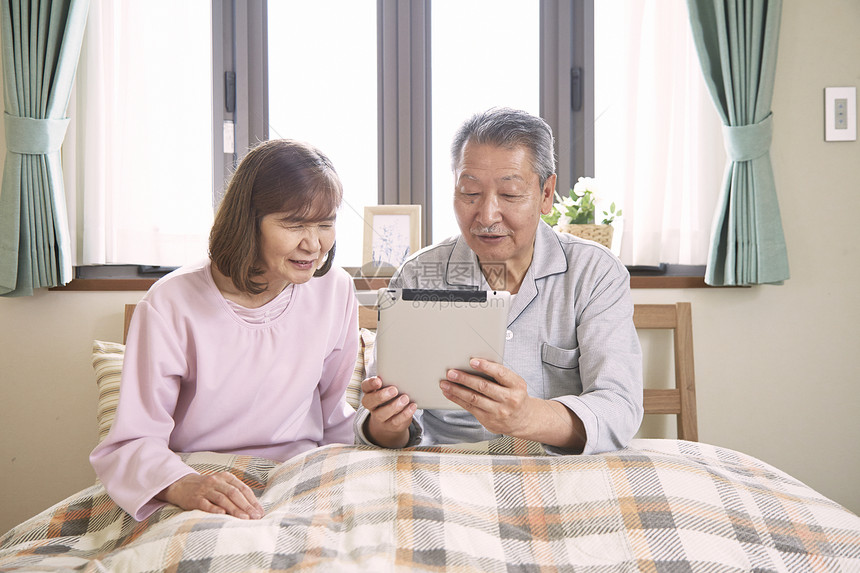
(361, 205, 422, 277)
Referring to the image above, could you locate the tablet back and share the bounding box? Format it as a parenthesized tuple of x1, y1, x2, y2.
(376, 288, 510, 410)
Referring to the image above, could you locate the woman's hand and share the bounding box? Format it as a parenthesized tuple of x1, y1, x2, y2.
(157, 472, 264, 520)
(360, 376, 416, 448)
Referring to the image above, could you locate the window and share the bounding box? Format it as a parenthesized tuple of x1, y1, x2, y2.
(240, 0, 582, 268)
(593, 0, 723, 265)
(266, 0, 377, 269)
(66, 0, 719, 274)
(430, 0, 540, 242)
(265, 0, 544, 264)
(65, 0, 213, 267)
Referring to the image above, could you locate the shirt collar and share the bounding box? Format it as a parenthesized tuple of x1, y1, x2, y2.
(443, 221, 568, 321)
(445, 235, 485, 289)
(506, 222, 568, 322)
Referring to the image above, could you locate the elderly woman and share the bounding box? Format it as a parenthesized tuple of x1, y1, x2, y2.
(91, 140, 358, 521)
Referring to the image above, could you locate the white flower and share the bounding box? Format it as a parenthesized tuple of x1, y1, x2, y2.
(573, 176, 600, 201)
(573, 176, 596, 191)
(557, 213, 573, 226)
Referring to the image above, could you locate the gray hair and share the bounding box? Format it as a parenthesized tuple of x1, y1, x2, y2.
(450, 107, 556, 187)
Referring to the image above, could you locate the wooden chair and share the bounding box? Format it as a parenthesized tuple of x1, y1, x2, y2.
(634, 303, 698, 441)
(123, 304, 136, 344)
(127, 301, 698, 441)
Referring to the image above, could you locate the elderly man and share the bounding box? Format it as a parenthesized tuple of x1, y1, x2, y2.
(356, 107, 642, 455)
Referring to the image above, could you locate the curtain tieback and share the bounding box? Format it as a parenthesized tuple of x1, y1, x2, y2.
(722, 113, 773, 162)
(3, 113, 70, 155)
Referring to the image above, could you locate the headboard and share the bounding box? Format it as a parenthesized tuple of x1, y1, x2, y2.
(124, 301, 697, 441)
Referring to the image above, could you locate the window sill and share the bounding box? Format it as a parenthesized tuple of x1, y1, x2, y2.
(50, 263, 722, 291)
(50, 274, 712, 292)
(630, 275, 709, 288)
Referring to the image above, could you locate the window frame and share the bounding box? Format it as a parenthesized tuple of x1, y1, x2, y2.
(212, 0, 269, 203)
(542, 0, 594, 195)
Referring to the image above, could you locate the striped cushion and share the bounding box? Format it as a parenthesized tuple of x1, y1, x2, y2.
(346, 328, 376, 409)
(91, 340, 125, 443)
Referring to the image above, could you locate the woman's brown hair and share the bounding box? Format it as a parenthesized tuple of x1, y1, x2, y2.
(209, 139, 343, 295)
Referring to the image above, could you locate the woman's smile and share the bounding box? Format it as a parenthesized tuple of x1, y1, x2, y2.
(288, 258, 318, 270)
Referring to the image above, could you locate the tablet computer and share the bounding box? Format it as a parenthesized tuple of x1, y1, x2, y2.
(375, 288, 510, 410)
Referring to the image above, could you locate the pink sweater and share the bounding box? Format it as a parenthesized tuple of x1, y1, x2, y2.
(90, 260, 358, 520)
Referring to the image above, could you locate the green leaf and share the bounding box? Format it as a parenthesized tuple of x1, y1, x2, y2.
(541, 210, 560, 226)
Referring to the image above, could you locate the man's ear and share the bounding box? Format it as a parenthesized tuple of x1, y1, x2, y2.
(540, 174, 557, 215)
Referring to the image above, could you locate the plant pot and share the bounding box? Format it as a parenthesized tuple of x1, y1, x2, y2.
(554, 223, 614, 249)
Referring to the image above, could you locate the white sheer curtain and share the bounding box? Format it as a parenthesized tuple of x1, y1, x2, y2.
(62, 0, 213, 267)
(595, 0, 725, 266)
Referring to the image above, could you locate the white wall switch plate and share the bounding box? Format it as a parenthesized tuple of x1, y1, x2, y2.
(825, 86, 856, 142)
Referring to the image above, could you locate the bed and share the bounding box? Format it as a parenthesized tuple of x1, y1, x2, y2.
(1, 303, 858, 572)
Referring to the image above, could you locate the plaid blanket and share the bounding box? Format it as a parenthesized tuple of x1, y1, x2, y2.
(2, 439, 859, 572)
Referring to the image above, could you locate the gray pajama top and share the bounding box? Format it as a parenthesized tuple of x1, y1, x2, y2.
(355, 221, 643, 455)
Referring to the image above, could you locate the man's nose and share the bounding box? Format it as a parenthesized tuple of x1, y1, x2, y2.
(477, 194, 502, 225)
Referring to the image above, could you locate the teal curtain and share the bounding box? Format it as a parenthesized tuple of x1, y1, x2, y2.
(687, 0, 789, 286)
(0, 0, 89, 296)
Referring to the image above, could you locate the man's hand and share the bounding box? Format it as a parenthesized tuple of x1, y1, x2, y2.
(156, 472, 264, 520)
(440, 359, 535, 435)
(360, 376, 417, 448)
(441, 359, 586, 452)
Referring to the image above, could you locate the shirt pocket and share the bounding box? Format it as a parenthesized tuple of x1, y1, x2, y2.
(541, 343, 581, 370)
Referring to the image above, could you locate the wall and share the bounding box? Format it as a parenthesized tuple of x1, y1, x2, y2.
(637, 0, 860, 514)
(1, 1, 859, 534)
(0, 291, 142, 531)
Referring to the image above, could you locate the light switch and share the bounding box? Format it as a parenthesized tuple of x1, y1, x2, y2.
(825, 87, 856, 141)
(834, 99, 848, 130)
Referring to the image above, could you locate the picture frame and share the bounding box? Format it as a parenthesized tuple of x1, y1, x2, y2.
(361, 205, 422, 277)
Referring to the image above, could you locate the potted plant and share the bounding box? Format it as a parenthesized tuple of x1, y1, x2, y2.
(541, 177, 621, 249)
